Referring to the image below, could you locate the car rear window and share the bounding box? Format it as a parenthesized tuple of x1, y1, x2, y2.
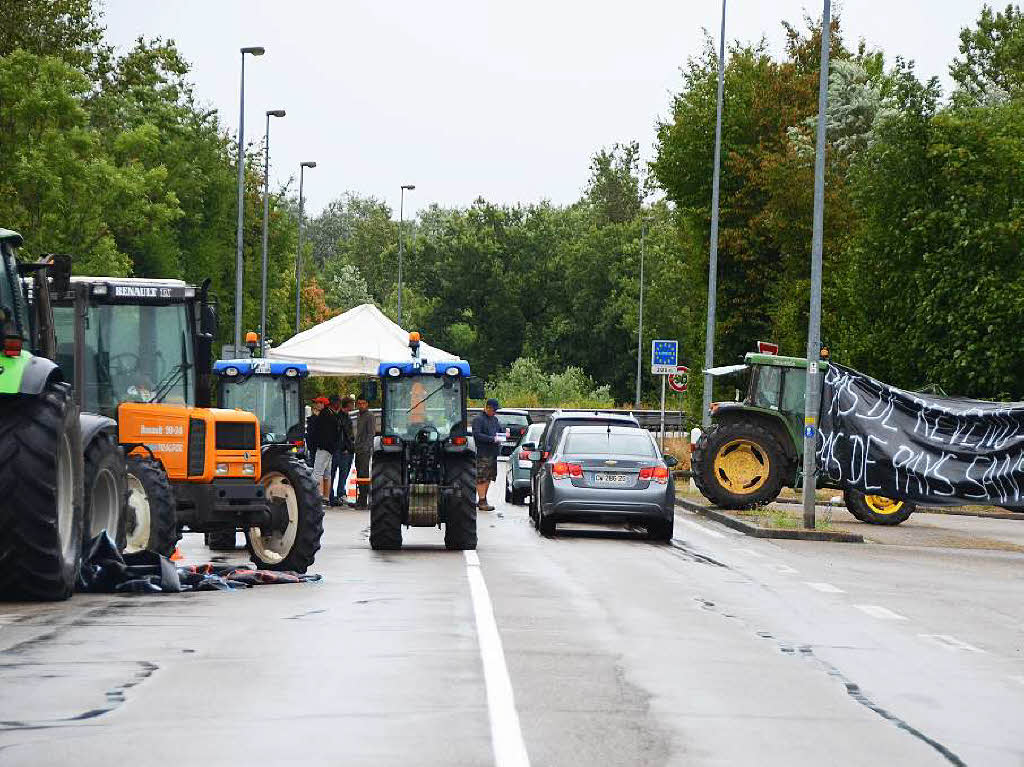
(499, 413, 530, 427)
(564, 432, 656, 457)
(545, 418, 639, 449)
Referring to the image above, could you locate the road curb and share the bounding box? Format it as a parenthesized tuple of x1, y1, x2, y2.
(676, 498, 864, 543)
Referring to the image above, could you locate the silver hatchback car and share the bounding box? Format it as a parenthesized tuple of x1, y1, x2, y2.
(531, 425, 677, 541)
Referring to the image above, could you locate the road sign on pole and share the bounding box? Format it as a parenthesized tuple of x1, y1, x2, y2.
(757, 341, 779, 355)
(669, 365, 689, 393)
(651, 339, 678, 375)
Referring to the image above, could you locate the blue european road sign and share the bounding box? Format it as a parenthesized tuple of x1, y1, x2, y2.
(651, 340, 678, 374)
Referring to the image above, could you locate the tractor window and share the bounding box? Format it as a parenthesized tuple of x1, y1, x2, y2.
(0, 253, 30, 341)
(780, 369, 807, 416)
(220, 376, 302, 444)
(752, 366, 782, 410)
(383, 376, 462, 439)
(74, 303, 195, 417)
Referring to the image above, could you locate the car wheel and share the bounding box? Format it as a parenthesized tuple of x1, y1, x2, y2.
(537, 485, 555, 537)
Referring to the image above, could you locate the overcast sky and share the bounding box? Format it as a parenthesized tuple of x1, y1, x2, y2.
(102, 0, 989, 218)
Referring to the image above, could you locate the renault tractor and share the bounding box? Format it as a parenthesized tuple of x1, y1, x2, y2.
(367, 333, 482, 550)
(211, 355, 321, 564)
(693, 351, 916, 525)
(0, 229, 86, 600)
(51, 277, 323, 571)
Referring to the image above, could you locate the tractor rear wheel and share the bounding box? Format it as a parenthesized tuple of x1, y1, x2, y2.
(844, 489, 915, 526)
(124, 455, 179, 557)
(692, 422, 786, 509)
(444, 453, 477, 550)
(247, 454, 324, 572)
(370, 454, 403, 550)
(83, 434, 127, 551)
(0, 382, 84, 601)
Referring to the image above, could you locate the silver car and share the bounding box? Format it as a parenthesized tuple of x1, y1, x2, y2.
(531, 425, 677, 541)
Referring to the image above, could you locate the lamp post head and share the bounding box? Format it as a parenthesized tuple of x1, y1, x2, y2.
(267, 109, 286, 118)
(401, 184, 416, 191)
(301, 161, 317, 168)
(242, 46, 265, 56)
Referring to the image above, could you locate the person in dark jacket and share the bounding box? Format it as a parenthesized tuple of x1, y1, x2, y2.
(306, 397, 328, 467)
(311, 396, 340, 501)
(471, 398, 504, 511)
(330, 396, 356, 506)
(354, 396, 375, 509)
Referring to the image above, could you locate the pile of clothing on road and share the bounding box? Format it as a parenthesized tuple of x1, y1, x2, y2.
(76, 533, 322, 594)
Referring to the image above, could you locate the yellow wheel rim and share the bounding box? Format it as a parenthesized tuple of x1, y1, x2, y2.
(713, 438, 770, 494)
(864, 495, 904, 515)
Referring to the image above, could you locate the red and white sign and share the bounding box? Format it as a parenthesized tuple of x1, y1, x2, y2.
(757, 341, 779, 355)
(669, 365, 690, 393)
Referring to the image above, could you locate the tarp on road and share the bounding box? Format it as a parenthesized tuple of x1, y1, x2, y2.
(267, 303, 461, 376)
(818, 363, 1024, 508)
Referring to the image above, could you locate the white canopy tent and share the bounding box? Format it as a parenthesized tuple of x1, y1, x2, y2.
(266, 303, 461, 376)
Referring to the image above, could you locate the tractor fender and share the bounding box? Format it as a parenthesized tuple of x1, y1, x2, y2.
(261, 443, 296, 461)
(80, 412, 118, 450)
(17, 355, 63, 395)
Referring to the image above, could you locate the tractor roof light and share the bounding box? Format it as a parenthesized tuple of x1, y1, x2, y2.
(285, 367, 298, 377)
(92, 283, 108, 295)
(388, 367, 401, 377)
(183, 287, 195, 298)
(224, 366, 239, 377)
(446, 366, 460, 376)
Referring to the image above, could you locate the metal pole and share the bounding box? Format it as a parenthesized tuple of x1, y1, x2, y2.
(635, 219, 647, 406)
(398, 187, 404, 326)
(233, 54, 247, 357)
(294, 164, 305, 335)
(702, 0, 727, 428)
(801, 0, 833, 530)
(260, 113, 271, 356)
(659, 375, 667, 452)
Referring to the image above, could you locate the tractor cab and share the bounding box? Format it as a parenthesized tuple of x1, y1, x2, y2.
(214, 359, 308, 448)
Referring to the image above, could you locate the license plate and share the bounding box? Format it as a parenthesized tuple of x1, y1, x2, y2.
(595, 473, 630, 485)
(518, 460, 533, 469)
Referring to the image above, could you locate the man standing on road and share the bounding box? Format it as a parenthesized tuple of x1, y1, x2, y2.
(354, 396, 374, 509)
(330, 396, 356, 506)
(306, 397, 328, 467)
(311, 396, 339, 502)
(471, 398, 504, 511)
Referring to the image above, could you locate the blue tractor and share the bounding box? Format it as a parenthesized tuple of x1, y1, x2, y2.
(368, 333, 482, 550)
(211, 357, 324, 569)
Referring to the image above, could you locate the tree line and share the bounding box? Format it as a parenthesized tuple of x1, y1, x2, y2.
(2, 2, 1021, 414)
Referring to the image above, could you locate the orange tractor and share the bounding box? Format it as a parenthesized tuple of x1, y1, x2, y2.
(51, 277, 323, 571)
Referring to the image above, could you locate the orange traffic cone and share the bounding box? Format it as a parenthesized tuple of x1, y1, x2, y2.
(170, 546, 184, 562)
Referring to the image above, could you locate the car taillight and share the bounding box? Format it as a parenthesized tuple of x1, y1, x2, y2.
(542, 451, 550, 460)
(552, 462, 582, 479)
(519, 450, 530, 461)
(640, 466, 670, 484)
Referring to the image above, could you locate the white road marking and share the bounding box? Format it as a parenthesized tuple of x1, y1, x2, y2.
(675, 516, 725, 538)
(464, 551, 531, 767)
(854, 604, 908, 621)
(918, 634, 985, 653)
(805, 582, 845, 594)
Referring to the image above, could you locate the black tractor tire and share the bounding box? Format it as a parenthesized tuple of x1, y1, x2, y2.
(843, 489, 915, 526)
(0, 382, 84, 601)
(124, 455, 179, 557)
(205, 530, 238, 550)
(83, 434, 128, 551)
(444, 453, 477, 550)
(692, 422, 787, 509)
(647, 515, 674, 543)
(246, 454, 324, 572)
(370, 454, 404, 550)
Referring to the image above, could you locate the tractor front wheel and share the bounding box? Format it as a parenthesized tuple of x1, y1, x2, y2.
(370, 454, 404, 550)
(444, 453, 477, 550)
(124, 456, 179, 557)
(692, 422, 786, 509)
(844, 489, 915, 526)
(246, 455, 324, 572)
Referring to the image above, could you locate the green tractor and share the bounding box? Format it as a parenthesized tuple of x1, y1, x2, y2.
(0, 229, 85, 600)
(692, 352, 915, 525)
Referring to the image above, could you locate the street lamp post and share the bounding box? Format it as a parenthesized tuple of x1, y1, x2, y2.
(233, 46, 264, 358)
(260, 109, 286, 356)
(294, 161, 317, 334)
(635, 217, 652, 407)
(702, 0, 727, 428)
(397, 184, 415, 326)
(801, 0, 833, 530)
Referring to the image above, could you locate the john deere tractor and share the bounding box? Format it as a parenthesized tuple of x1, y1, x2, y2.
(368, 333, 481, 550)
(693, 352, 916, 525)
(51, 277, 323, 571)
(0, 229, 85, 600)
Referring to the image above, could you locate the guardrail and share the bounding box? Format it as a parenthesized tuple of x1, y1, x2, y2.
(470, 407, 690, 432)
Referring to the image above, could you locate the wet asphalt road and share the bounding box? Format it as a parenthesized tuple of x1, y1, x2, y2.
(2, 463, 1024, 766)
